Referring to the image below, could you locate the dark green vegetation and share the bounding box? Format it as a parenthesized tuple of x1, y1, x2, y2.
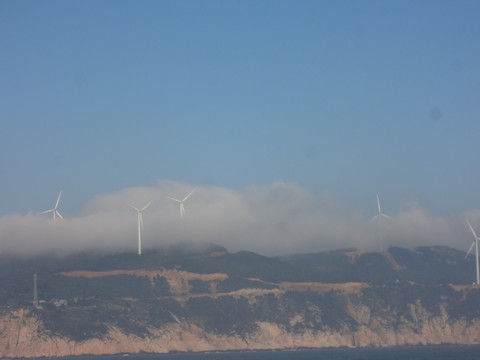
(0, 244, 479, 342)
(280, 246, 475, 285)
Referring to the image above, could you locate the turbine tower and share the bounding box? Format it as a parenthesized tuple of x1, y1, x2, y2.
(129, 202, 152, 256)
(465, 219, 480, 285)
(168, 189, 195, 217)
(38, 191, 64, 220)
(370, 194, 391, 252)
(33, 274, 40, 309)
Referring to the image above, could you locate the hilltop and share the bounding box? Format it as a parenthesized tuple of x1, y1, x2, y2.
(1, 244, 480, 358)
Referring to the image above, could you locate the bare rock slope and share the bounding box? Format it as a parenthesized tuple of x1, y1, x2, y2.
(1, 245, 479, 358)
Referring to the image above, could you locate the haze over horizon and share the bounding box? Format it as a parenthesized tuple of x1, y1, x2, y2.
(0, 179, 479, 257)
(1, 1, 479, 256)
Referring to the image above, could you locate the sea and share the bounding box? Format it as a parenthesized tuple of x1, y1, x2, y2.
(26, 345, 480, 360)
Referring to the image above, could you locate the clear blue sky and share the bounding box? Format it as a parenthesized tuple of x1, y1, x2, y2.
(1, 0, 479, 217)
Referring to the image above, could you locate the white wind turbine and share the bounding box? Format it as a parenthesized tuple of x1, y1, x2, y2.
(38, 191, 64, 220)
(370, 194, 391, 222)
(129, 202, 152, 256)
(370, 194, 391, 252)
(465, 219, 480, 285)
(168, 189, 195, 217)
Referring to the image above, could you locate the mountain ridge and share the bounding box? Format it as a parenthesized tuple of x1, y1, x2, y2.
(1, 244, 479, 358)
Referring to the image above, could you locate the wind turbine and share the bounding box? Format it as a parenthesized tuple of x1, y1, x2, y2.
(465, 219, 480, 285)
(168, 189, 195, 217)
(38, 191, 64, 220)
(370, 194, 391, 222)
(129, 202, 152, 256)
(370, 194, 391, 252)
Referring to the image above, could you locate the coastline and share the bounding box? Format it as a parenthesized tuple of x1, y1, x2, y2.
(2, 308, 480, 359)
(3, 344, 480, 360)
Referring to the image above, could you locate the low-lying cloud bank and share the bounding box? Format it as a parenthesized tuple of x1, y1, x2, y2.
(0, 180, 478, 257)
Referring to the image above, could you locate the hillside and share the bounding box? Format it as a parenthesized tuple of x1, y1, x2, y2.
(1, 244, 480, 358)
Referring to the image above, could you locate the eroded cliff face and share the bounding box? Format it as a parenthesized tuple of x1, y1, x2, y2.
(2, 291, 480, 358)
(2, 247, 480, 359)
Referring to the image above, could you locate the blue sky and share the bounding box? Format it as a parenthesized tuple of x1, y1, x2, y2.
(1, 1, 480, 255)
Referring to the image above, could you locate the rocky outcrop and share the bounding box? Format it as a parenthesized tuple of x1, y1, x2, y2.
(2, 246, 479, 358)
(2, 295, 480, 358)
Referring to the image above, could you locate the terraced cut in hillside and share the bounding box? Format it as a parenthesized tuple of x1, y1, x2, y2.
(59, 269, 229, 297)
(58, 268, 370, 300)
(1, 245, 480, 358)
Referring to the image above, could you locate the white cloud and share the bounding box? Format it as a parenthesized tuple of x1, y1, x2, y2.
(0, 180, 476, 257)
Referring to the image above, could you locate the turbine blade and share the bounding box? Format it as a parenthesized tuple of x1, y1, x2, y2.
(370, 214, 379, 222)
(376, 194, 381, 214)
(466, 242, 475, 258)
(141, 201, 152, 211)
(55, 191, 63, 209)
(182, 188, 196, 202)
(128, 204, 140, 212)
(168, 197, 181, 203)
(38, 209, 54, 215)
(466, 219, 478, 240)
(381, 214, 392, 219)
(56, 210, 64, 220)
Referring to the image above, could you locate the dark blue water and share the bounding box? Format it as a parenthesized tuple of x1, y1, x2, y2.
(46, 345, 480, 360)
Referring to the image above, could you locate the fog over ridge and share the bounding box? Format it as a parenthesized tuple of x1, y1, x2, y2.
(0, 179, 477, 257)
